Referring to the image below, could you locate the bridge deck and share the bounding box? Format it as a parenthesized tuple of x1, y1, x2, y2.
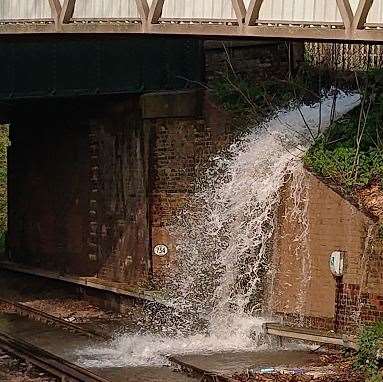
(0, 0, 383, 42)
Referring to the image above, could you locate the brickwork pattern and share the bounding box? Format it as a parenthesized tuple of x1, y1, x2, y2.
(204, 42, 292, 84)
(92, 100, 151, 285)
(337, 283, 383, 332)
(148, 98, 235, 280)
(272, 172, 383, 333)
(88, 122, 100, 263)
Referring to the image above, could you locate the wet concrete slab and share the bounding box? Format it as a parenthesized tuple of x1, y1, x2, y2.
(177, 350, 320, 376)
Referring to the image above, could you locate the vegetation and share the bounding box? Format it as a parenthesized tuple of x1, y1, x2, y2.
(356, 320, 383, 381)
(209, 61, 352, 141)
(304, 70, 383, 195)
(210, 50, 382, 216)
(211, 77, 297, 116)
(0, 125, 8, 252)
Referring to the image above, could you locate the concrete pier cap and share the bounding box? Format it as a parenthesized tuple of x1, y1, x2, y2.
(141, 89, 204, 119)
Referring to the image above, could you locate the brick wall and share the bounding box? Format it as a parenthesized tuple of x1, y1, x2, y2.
(7, 41, 300, 287)
(145, 93, 234, 282)
(90, 99, 151, 284)
(270, 171, 382, 333)
(146, 42, 299, 281)
(204, 41, 303, 83)
(8, 98, 151, 284)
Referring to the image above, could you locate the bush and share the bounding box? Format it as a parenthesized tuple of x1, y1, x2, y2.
(304, 137, 383, 190)
(304, 70, 383, 193)
(210, 65, 325, 119)
(356, 321, 383, 379)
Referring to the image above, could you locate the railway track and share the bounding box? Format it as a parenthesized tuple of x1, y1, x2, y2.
(0, 297, 110, 340)
(0, 330, 111, 382)
(0, 296, 233, 381)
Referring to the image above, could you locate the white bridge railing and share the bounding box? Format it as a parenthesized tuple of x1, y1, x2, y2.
(0, 0, 382, 42)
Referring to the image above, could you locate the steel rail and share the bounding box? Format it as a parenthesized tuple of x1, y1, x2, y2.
(0, 297, 110, 340)
(0, 330, 111, 382)
(0, 298, 224, 381)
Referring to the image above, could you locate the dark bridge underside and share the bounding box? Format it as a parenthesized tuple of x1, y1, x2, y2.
(0, 36, 202, 102)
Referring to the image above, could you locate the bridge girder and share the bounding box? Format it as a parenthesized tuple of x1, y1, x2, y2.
(1, 0, 382, 42)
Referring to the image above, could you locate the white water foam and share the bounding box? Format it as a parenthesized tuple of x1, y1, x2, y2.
(76, 92, 360, 368)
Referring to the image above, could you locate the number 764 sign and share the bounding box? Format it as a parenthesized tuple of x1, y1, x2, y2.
(154, 244, 168, 257)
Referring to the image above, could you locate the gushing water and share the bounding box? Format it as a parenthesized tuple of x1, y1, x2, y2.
(76, 92, 360, 368)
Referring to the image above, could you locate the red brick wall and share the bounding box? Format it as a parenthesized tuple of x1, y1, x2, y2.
(336, 283, 383, 332)
(89, 99, 151, 284)
(8, 98, 151, 284)
(147, 96, 234, 282)
(271, 171, 383, 333)
(7, 42, 300, 286)
(204, 41, 302, 83)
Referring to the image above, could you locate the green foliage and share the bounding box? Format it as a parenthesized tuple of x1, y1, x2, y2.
(210, 61, 343, 118)
(368, 374, 383, 382)
(210, 77, 293, 117)
(304, 137, 383, 189)
(210, 76, 315, 118)
(304, 70, 383, 193)
(356, 321, 383, 380)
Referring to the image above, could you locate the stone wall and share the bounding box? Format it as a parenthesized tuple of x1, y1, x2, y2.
(270, 171, 383, 333)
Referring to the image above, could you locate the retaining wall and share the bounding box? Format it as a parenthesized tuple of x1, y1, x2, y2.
(270, 172, 383, 333)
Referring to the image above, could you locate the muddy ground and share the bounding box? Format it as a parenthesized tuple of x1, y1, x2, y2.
(234, 352, 364, 382)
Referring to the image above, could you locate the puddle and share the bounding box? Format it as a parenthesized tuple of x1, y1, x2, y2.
(177, 350, 321, 376)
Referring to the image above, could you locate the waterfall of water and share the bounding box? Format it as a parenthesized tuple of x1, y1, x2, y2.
(76, 92, 360, 368)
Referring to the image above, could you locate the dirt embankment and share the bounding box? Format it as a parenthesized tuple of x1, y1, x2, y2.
(356, 182, 383, 223)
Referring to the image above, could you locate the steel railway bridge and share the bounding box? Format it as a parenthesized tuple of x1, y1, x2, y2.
(1, 0, 383, 42)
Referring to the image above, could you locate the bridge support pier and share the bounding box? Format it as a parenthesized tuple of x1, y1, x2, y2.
(7, 97, 151, 284)
(5, 89, 230, 285)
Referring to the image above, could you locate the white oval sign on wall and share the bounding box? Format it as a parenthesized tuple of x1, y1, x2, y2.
(154, 244, 169, 257)
(329, 250, 345, 277)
